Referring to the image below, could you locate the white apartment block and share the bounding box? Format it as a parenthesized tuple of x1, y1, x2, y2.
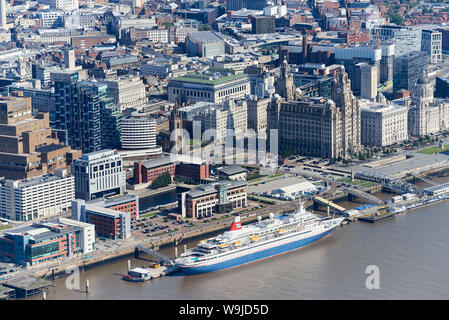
(0, 169, 74, 222)
(71, 150, 126, 201)
(360, 101, 408, 147)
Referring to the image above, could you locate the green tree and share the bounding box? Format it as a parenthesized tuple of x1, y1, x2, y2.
(151, 172, 172, 189)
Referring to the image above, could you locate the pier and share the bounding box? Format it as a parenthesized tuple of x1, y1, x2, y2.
(1, 277, 53, 299)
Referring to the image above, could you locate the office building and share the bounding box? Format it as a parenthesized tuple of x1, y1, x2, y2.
(421, 29, 442, 64)
(252, 16, 275, 34)
(0, 169, 74, 222)
(360, 64, 378, 100)
(120, 112, 161, 152)
(178, 180, 248, 218)
(371, 25, 422, 57)
(393, 51, 428, 93)
(186, 31, 225, 58)
(269, 71, 361, 159)
(0, 218, 94, 266)
(247, 96, 269, 134)
(133, 156, 176, 186)
(168, 71, 250, 105)
(71, 150, 126, 201)
(408, 75, 449, 137)
(71, 199, 131, 240)
(78, 194, 139, 220)
(226, 0, 267, 10)
(104, 75, 146, 111)
(0, 94, 80, 180)
(360, 101, 408, 147)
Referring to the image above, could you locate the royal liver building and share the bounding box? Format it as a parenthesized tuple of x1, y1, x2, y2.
(269, 62, 361, 159)
(408, 75, 449, 137)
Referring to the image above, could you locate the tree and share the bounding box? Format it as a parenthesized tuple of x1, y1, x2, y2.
(151, 172, 172, 189)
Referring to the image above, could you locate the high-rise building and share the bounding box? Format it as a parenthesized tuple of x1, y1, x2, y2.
(52, 70, 121, 154)
(64, 49, 75, 70)
(360, 64, 378, 100)
(421, 29, 442, 64)
(71, 149, 126, 201)
(0, 94, 81, 179)
(393, 51, 428, 93)
(251, 15, 275, 34)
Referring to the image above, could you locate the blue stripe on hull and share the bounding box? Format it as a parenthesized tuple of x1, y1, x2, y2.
(179, 228, 334, 275)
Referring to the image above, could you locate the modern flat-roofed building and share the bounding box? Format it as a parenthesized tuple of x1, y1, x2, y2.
(421, 29, 442, 64)
(186, 31, 225, 58)
(0, 217, 94, 266)
(178, 180, 247, 218)
(133, 156, 175, 185)
(168, 70, 250, 105)
(71, 199, 131, 240)
(71, 150, 126, 201)
(86, 194, 139, 220)
(0, 94, 80, 180)
(0, 169, 74, 222)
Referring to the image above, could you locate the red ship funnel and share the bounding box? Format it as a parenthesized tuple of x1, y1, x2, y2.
(230, 215, 242, 231)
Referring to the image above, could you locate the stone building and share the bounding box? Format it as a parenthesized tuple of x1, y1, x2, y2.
(269, 65, 361, 159)
(408, 75, 449, 137)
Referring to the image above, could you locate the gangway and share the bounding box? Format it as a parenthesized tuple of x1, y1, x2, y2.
(347, 188, 384, 205)
(136, 245, 174, 266)
(313, 196, 346, 214)
(355, 171, 422, 195)
(410, 174, 437, 186)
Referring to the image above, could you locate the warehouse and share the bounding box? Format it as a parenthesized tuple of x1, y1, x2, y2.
(271, 181, 317, 200)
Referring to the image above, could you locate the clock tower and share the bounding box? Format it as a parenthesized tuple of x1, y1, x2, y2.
(331, 71, 361, 157)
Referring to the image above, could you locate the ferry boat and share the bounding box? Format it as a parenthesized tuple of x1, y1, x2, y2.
(175, 202, 344, 274)
(122, 267, 152, 282)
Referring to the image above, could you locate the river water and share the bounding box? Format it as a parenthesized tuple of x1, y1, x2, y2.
(43, 198, 449, 300)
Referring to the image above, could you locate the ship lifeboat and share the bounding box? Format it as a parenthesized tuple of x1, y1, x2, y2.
(250, 236, 260, 241)
(234, 241, 242, 246)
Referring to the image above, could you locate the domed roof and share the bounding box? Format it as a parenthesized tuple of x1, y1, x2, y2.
(326, 99, 336, 107)
(417, 74, 430, 85)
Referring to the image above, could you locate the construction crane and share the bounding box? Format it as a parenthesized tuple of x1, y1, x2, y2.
(375, 1, 392, 48)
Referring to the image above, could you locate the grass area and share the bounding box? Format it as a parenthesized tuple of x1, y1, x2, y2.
(268, 173, 283, 178)
(248, 195, 277, 205)
(152, 228, 179, 236)
(417, 145, 449, 154)
(0, 224, 13, 230)
(140, 212, 157, 218)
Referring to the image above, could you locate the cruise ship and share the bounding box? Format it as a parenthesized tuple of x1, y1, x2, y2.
(175, 203, 344, 274)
